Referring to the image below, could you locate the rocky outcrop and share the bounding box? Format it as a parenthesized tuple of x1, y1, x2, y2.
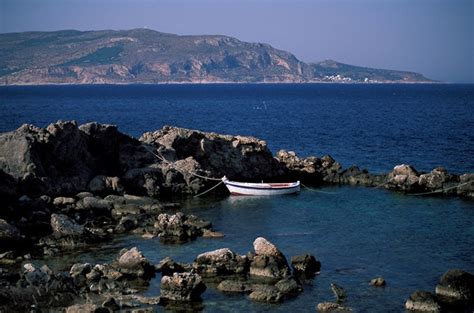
(160, 272, 206, 302)
(0, 121, 153, 197)
(141, 126, 288, 182)
(1, 122, 472, 200)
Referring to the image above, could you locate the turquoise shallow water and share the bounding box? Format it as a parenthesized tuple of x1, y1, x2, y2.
(2, 83, 473, 311)
(43, 186, 474, 312)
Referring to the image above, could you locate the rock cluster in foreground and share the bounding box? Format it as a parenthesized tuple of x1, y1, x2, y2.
(405, 269, 474, 312)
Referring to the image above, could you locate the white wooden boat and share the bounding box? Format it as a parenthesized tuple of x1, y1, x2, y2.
(222, 176, 300, 196)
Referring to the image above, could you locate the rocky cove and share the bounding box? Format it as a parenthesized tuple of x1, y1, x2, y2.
(0, 121, 473, 312)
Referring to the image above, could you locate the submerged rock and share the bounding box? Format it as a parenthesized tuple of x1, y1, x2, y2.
(317, 302, 353, 312)
(370, 276, 386, 287)
(194, 248, 248, 276)
(275, 276, 303, 297)
(331, 283, 347, 302)
(248, 285, 283, 303)
(217, 279, 253, 293)
(291, 254, 321, 277)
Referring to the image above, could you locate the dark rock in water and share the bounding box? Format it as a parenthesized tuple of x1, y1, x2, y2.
(249, 237, 291, 279)
(160, 272, 206, 302)
(77, 196, 112, 211)
(115, 215, 140, 233)
(1, 263, 80, 310)
(457, 174, 474, 198)
(202, 229, 225, 238)
(0, 170, 17, 202)
(331, 283, 347, 302)
(156, 256, 187, 276)
(275, 276, 303, 297)
(194, 248, 248, 276)
(114, 247, 155, 279)
(217, 279, 253, 293)
(435, 269, 474, 305)
(88, 175, 124, 195)
(102, 297, 121, 311)
(154, 212, 211, 242)
(317, 302, 353, 312)
(291, 254, 321, 276)
(405, 291, 440, 312)
(370, 276, 386, 287)
(65, 303, 98, 313)
(0, 219, 21, 249)
(50, 213, 85, 237)
(248, 285, 283, 303)
(53, 196, 76, 207)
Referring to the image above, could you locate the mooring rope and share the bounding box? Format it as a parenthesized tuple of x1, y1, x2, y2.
(193, 181, 225, 198)
(142, 144, 222, 181)
(300, 183, 341, 194)
(142, 144, 224, 197)
(406, 181, 472, 196)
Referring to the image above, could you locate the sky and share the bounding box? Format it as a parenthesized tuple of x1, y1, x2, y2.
(1, 0, 473, 83)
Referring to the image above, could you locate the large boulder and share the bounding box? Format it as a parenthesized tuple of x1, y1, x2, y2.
(160, 272, 206, 301)
(405, 291, 440, 312)
(0, 121, 156, 197)
(249, 237, 291, 279)
(194, 248, 248, 276)
(114, 247, 155, 279)
(435, 269, 474, 305)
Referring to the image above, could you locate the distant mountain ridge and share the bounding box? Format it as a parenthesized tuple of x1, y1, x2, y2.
(0, 29, 433, 84)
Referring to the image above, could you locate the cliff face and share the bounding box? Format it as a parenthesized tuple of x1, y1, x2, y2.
(0, 29, 433, 84)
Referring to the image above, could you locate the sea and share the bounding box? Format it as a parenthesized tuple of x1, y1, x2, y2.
(0, 83, 473, 312)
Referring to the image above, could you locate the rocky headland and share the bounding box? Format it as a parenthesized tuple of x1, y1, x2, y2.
(0, 29, 433, 84)
(0, 121, 473, 312)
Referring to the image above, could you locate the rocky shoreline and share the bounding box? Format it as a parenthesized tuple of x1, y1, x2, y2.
(1, 121, 473, 312)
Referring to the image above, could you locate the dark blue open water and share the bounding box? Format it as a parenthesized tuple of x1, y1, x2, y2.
(1, 84, 473, 312)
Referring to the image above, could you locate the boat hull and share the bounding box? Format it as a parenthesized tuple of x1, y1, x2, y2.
(223, 179, 300, 196)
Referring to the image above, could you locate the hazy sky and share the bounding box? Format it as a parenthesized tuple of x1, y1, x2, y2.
(1, 0, 473, 83)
